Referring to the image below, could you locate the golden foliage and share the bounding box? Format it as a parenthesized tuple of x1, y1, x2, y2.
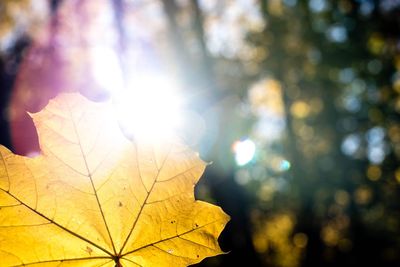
(252, 213, 306, 267)
(0, 93, 229, 266)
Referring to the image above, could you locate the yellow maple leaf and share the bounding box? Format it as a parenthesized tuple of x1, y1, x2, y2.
(0, 93, 229, 267)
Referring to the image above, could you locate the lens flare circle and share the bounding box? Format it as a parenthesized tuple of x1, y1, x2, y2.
(233, 139, 256, 166)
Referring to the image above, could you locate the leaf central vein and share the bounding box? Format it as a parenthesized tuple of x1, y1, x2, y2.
(67, 103, 117, 255)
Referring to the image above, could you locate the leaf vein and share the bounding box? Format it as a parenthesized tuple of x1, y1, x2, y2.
(118, 145, 173, 255)
(0, 187, 112, 256)
(67, 103, 117, 254)
(122, 218, 226, 256)
(10, 256, 112, 267)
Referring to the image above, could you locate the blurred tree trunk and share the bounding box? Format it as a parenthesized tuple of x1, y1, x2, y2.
(258, 0, 353, 265)
(159, 1, 262, 266)
(161, 0, 193, 83)
(189, 0, 215, 96)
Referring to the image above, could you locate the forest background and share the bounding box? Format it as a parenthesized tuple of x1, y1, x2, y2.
(1, 0, 400, 266)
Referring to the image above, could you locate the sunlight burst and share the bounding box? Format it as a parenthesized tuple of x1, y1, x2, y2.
(115, 75, 184, 140)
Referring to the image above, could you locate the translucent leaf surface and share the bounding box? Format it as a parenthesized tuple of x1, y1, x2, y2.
(0, 93, 229, 267)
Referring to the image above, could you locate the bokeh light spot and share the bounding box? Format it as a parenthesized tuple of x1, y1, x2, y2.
(341, 134, 361, 156)
(367, 165, 382, 181)
(335, 190, 350, 206)
(395, 168, 400, 183)
(290, 101, 310, 119)
(293, 233, 308, 248)
(233, 138, 256, 166)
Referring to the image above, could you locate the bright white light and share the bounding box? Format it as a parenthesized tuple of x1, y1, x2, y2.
(90, 46, 184, 140)
(115, 75, 183, 140)
(341, 134, 361, 156)
(233, 139, 256, 166)
(91, 47, 124, 93)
